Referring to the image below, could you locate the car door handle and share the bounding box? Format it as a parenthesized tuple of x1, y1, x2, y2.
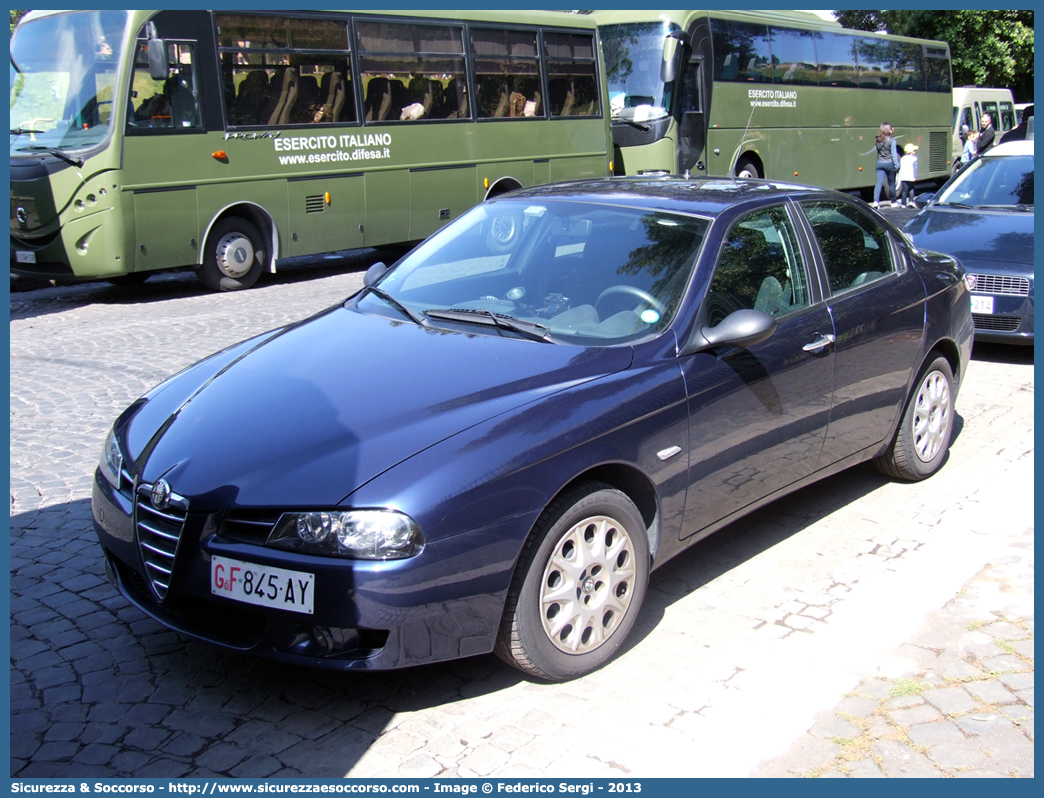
(803, 333, 836, 353)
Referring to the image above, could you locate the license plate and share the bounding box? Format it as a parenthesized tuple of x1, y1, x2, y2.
(971, 295, 994, 314)
(15, 251, 36, 264)
(211, 555, 314, 614)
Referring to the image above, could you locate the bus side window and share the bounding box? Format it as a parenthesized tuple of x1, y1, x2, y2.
(999, 102, 1015, 131)
(981, 101, 999, 129)
(357, 20, 467, 123)
(959, 107, 974, 136)
(471, 27, 541, 120)
(128, 39, 201, 131)
(545, 32, 600, 117)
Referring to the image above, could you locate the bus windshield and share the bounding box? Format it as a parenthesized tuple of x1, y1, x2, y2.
(10, 10, 128, 155)
(600, 22, 675, 123)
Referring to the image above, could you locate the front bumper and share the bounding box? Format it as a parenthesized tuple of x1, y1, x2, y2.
(971, 292, 1034, 345)
(11, 207, 127, 280)
(92, 469, 531, 670)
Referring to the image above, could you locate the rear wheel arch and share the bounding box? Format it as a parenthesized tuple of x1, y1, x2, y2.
(926, 340, 963, 391)
(734, 152, 764, 179)
(201, 203, 278, 273)
(484, 177, 524, 201)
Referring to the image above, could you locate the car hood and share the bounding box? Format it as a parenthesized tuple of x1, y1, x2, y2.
(132, 305, 633, 510)
(905, 206, 1034, 267)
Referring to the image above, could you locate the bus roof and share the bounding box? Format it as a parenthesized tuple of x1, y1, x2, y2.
(589, 9, 948, 48)
(589, 9, 841, 30)
(21, 8, 598, 29)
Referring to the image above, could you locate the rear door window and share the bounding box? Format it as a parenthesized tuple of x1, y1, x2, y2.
(800, 201, 897, 295)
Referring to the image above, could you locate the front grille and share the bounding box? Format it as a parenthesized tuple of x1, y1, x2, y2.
(969, 273, 1030, 296)
(113, 558, 268, 647)
(973, 314, 1021, 332)
(135, 482, 189, 601)
(221, 509, 280, 545)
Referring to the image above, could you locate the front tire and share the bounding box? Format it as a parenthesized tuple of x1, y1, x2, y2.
(874, 356, 955, 481)
(197, 217, 265, 292)
(495, 482, 649, 681)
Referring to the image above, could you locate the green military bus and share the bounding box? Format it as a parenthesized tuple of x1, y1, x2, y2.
(593, 10, 953, 194)
(11, 10, 611, 290)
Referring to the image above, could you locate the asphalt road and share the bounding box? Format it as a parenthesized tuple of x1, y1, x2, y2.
(9, 248, 1033, 777)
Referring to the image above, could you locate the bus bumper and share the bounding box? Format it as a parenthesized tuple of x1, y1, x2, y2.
(11, 208, 127, 281)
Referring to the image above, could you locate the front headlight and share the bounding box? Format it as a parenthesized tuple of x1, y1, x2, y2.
(99, 426, 123, 488)
(268, 510, 424, 560)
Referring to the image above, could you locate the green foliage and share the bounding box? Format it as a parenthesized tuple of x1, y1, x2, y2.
(833, 10, 1034, 101)
(11, 10, 28, 35)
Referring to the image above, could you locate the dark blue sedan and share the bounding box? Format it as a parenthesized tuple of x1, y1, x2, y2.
(904, 140, 1034, 345)
(93, 177, 974, 681)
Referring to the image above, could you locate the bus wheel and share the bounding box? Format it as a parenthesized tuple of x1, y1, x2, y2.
(486, 208, 523, 253)
(735, 158, 761, 179)
(198, 218, 265, 292)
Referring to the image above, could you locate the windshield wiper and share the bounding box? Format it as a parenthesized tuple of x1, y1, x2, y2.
(975, 203, 1033, 211)
(361, 285, 428, 327)
(612, 117, 651, 133)
(11, 127, 45, 136)
(424, 308, 552, 343)
(24, 144, 83, 168)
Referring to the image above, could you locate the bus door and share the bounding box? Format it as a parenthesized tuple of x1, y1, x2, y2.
(676, 58, 707, 176)
(125, 37, 204, 274)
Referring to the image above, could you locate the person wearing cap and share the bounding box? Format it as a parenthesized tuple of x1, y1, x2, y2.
(897, 142, 919, 208)
(976, 112, 996, 154)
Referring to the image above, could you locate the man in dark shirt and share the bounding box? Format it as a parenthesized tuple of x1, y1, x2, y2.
(976, 113, 996, 154)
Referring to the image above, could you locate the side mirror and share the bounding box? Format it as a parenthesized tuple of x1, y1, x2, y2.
(146, 22, 168, 81)
(915, 192, 935, 206)
(682, 308, 777, 355)
(363, 261, 389, 286)
(660, 31, 689, 84)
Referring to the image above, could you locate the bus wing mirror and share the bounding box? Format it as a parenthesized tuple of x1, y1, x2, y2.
(146, 22, 168, 81)
(660, 31, 690, 83)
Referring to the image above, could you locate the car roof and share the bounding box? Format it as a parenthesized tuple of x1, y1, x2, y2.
(499, 176, 838, 218)
(989, 140, 1034, 157)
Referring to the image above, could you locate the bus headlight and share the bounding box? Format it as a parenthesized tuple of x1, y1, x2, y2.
(268, 510, 424, 560)
(99, 426, 123, 488)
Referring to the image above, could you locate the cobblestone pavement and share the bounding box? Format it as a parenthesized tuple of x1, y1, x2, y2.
(756, 532, 1034, 777)
(9, 255, 1033, 778)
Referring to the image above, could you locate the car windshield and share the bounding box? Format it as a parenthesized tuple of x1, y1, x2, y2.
(601, 22, 677, 123)
(10, 11, 128, 155)
(937, 152, 1034, 208)
(360, 198, 709, 344)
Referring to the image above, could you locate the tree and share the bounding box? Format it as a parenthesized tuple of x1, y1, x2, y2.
(833, 10, 1034, 101)
(11, 10, 28, 35)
